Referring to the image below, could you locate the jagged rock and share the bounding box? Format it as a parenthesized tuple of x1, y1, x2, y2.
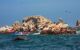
(12, 21, 22, 31)
(22, 16, 53, 31)
(13, 15, 69, 34)
(76, 20, 80, 26)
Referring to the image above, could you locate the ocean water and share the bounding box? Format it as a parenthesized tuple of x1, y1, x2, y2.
(0, 34, 80, 50)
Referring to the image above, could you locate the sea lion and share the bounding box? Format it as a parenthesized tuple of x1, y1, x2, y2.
(13, 36, 26, 41)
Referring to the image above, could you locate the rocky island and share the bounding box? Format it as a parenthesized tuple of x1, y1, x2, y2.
(0, 16, 80, 35)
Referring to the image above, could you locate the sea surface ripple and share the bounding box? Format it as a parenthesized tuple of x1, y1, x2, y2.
(0, 33, 80, 50)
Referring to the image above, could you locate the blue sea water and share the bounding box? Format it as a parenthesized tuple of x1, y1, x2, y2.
(0, 34, 80, 50)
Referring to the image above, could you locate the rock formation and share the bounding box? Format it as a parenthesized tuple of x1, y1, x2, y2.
(20, 15, 70, 34)
(0, 15, 76, 34)
(22, 16, 53, 31)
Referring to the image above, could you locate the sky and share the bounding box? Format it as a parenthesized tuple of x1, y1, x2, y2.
(0, 0, 80, 26)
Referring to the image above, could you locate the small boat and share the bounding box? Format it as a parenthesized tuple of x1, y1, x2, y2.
(15, 32, 40, 35)
(15, 32, 30, 35)
(15, 30, 41, 35)
(31, 32, 40, 35)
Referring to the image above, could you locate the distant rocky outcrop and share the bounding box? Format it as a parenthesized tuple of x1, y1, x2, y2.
(11, 15, 69, 33)
(0, 15, 72, 34)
